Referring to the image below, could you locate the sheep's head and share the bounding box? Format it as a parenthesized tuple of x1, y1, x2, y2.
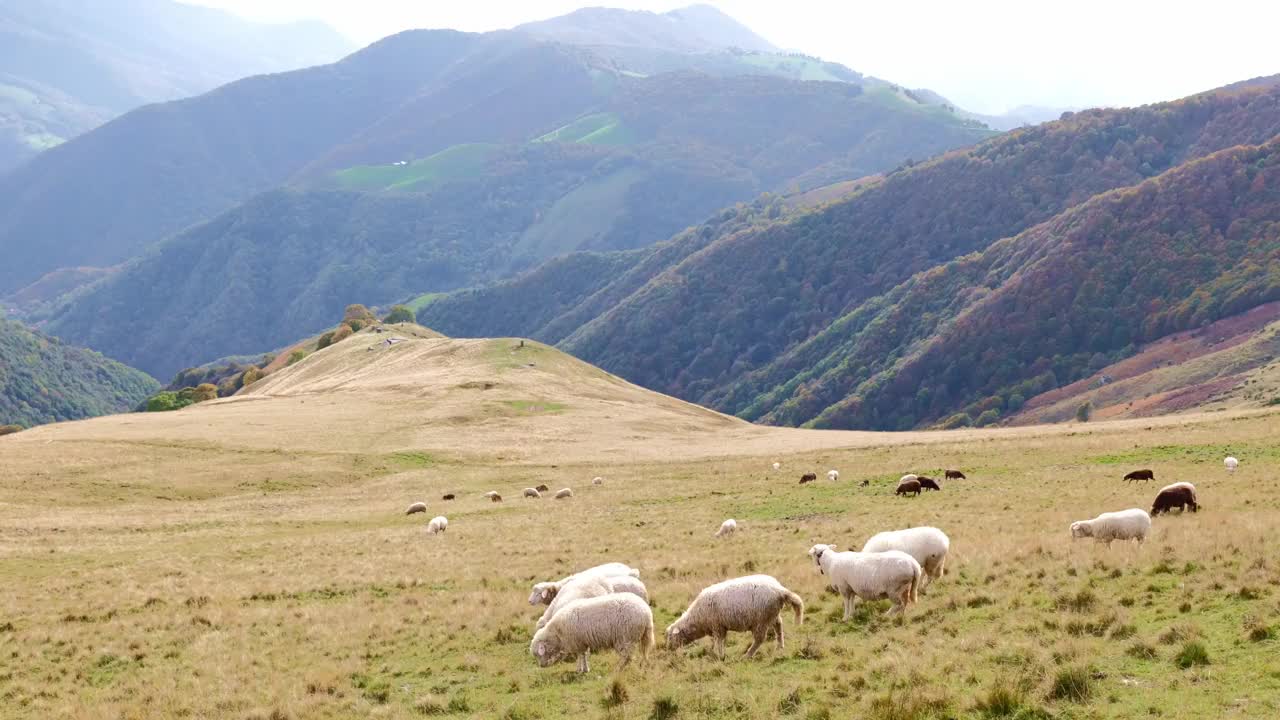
(807, 544, 835, 573)
(1069, 522, 1092, 539)
(665, 620, 693, 649)
(528, 582, 560, 606)
(530, 629, 563, 667)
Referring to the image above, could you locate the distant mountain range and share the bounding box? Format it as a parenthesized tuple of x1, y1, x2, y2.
(517, 4, 776, 52)
(0, 0, 353, 173)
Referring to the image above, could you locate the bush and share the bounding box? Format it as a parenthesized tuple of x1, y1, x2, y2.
(0, 424, 22, 436)
(382, 304, 415, 324)
(287, 350, 308, 366)
(331, 324, 354, 344)
(317, 332, 336, 350)
(343, 304, 377, 324)
(240, 367, 262, 388)
(191, 384, 218, 403)
(975, 409, 1001, 427)
(1076, 402, 1092, 422)
(1174, 641, 1210, 668)
(937, 412, 972, 429)
(145, 392, 189, 412)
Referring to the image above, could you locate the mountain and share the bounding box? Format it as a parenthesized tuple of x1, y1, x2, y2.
(0, 0, 352, 173)
(418, 80, 1280, 429)
(0, 316, 158, 427)
(516, 4, 776, 53)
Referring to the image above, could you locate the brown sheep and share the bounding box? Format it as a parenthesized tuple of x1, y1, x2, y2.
(896, 479, 921, 497)
(799, 473, 818, 484)
(859, 479, 870, 487)
(917, 477, 941, 491)
(1124, 469, 1155, 482)
(490, 493, 504, 503)
(441, 494, 455, 501)
(945, 469, 966, 480)
(1151, 482, 1198, 515)
(535, 484, 550, 492)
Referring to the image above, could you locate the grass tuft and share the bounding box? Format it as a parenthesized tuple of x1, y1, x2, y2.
(1048, 667, 1093, 702)
(1174, 641, 1210, 669)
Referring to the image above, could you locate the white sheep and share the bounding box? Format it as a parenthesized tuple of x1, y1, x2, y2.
(592, 476, 604, 485)
(899, 473, 918, 485)
(405, 501, 427, 515)
(772, 462, 781, 471)
(1069, 508, 1150, 546)
(555, 488, 573, 499)
(527, 563, 640, 605)
(1225, 456, 1239, 473)
(860, 526, 951, 592)
(483, 491, 500, 499)
(535, 574, 650, 629)
(425, 516, 448, 535)
(530, 593, 654, 673)
(523, 487, 541, 499)
(808, 544, 921, 618)
(827, 469, 839, 481)
(714, 518, 738, 538)
(665, 575, 803, 659)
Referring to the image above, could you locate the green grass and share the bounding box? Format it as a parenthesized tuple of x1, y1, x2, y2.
(509, 166, 645, 260)
(502, 400, 567, 415)
(534, 113, 637, 146)
(405, 293, 445, 314)
(734, 54, 846, 83)
(332, 143, 499, 192)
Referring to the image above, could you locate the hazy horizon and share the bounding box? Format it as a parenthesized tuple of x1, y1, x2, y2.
(172, 1, 1280, 115)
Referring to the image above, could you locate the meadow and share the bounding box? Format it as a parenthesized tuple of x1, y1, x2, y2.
(1, 335, 1278, 719)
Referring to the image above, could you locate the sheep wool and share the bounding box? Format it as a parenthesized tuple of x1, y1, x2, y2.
(528, 563, 640, 605)
(404, 501, 427, 516)
(1069, 508, 1150, 546)
(860, 526, 950, 591)
(827, 469, 839, 481)
(554, 488, 573, 499)
(592, 477, 604, 485)
(665, 575, 803, 659)
(714, 518, 738, 538)
(1225, 456, 1239, 473)
(535, 574, 650, 629)
(808, 544, 921, 618)
(425, 516, 448, 535)
(523, 487, 541, 499)
(530, 593, 654, 673)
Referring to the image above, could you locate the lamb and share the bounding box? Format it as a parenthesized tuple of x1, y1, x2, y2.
(896, 478, 921, 496)
(405, 501, 427, 515)
(536, 574, 650, 629)
(592, 477, 604, 485)
(535, 484, 550, 492)
(1069, 509, 1150, 546)
(1152, 482, 1199, 515)
(426, 515, 448, 535)
(665, 575, 803, 659)
(1123, 469, 1155, 482)
(860, 526, 950, 592)
(799, 472, 817, 484)
(917, 476, 941, 491)
(714, 519, 738, 538)
(827, 469, 839, 481)
(1224, 456, 1239, 473)
(808, 544, 921, 618)
(555, 488, 573, 499)
(523, 487, 541, 499)
(528, 563, 641, 605)
(530, 593, 654, 673)
(945, 469, 966, 480)
(441, 494, 455, 501)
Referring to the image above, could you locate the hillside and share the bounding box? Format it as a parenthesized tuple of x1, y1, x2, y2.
(0, 317, 157, 427)
(420, 81, 1280, 429)
(0, 0, 351, 172)
(516, 4, 776, 53)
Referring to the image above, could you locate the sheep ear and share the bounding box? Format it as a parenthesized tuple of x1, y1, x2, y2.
(670, 628, 680, 636)
(536, 644, 545, 657)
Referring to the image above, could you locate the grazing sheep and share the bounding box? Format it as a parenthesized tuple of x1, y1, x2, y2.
(665, 575, 803, 659)
(484, 491, 500, 499)
(592, 477, 604, 485)
(1069, 509, 1150, 546)
(1152, 482, 1199, 515)
(945, 469, 966, 480)
(405, 501, 428, 515)
(917, 476, 941, 491)
(827, 469, 839, 481)
(535, 484, 550, 492)
(536, 574, 651, 629)
(441, 494, 455, 501)
(1225, 456, 1239, 473)
(523, 488, 541, 499)
(714, 519, 738, 538)
(530, 593, 654, 673)
(799, 472, 817, 484)
(528, 563, 641, 606)
(896, 478, 921, 497)
(860, 527, 951, 592)
(1123, 469, 1155, 482)
(808, 544, 921, 618)
(555, 488, 573, 499)
(772, 462, 781, 471)
(426, 516, 448, 535)
(490, 493, 503, 503)
(899, 473, 919, 484)
(859, 479, 870, 487)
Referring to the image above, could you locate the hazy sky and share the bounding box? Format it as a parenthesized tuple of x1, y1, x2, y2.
(188, 0, 1279, 115)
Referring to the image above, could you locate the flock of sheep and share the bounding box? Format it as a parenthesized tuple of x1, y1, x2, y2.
(405, 477, 606, 530)
(395, 455, 1236, 674)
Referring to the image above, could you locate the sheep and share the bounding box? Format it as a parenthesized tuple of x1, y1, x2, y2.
(405, 501, 427, 515)
(899, 473, 919, 484)
(859, 479, 870, 487)
(1152, 482, 1199, 515)
(426, 516, 448, 535)
(535, 484, 550, 492)
(772, 462, 781, 471)
(799, 472, 817, 484)
(860, 527, 951, 592)
(592, 477, 604, 485)
(1069, 509, 1150, 546)
(528, 563, 641, 605)
(917, 476, 941, 491)
(490, 493, 503, 503)
(827, 469, 839, 481)
(945, 469, 966, 480)
(808, 544, 921, 618)
(523, 488, 541, 499)
(1225, 456, 1239, 473)
(530, 593, 654, 673)
(536, 574, 651, 629)
(896, 478, 921, 497)
(1123, 469, 1155, 482)
(665, 575, 803, 659)
(441, 493, 455, 501)
(714, 519, 738, 538)
(555, 488, 573, 499)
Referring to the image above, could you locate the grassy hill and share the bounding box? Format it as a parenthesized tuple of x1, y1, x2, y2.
(0, 317, 157, 427)
(0, 0, 351, 173)
(2, 317, 1279, 717)
(516, 4, 777, 53)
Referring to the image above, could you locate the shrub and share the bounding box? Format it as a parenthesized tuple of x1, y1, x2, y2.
(975, 409, 1001, 427)
(317, 332, 336, 350)
(240, 367, 262, 388)
(649, 696, 679, 720)
(343, 304, 377, 323)
(604, 679, 629, 708)
(145, 391, 189, 412)
(1174, 641, 1210, 668)
(937, 412, 972, 429)
(1076, 402, 1092, 422)
(974, 683, 1023, 717)
(331, 324, 354, 344)
(191, 384, 218, 403)
(1048, 667, 1093, 702)
(383, 304, 415, 324)
(287, 350, 308, 366)
(0, 425, 23, 436)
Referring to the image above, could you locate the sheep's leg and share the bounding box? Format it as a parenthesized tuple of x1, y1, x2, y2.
(616, 642, 634, 670)
(577, 652, 589, 674)
(713, 630, 727, 660)
(744, 628, 766, 659)
(774, 618, 785, 651)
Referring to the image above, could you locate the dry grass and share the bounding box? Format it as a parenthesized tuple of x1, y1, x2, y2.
(1, 335, 1279, 718)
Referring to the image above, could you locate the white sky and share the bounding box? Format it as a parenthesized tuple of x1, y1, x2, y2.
(187, 0, 1280, 115)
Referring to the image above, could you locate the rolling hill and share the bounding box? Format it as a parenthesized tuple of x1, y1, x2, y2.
(419, 80, 1280, 429)
(0, 316, 157, 427)
(516, 4, 776, 53)
(0, 0, 351, 173)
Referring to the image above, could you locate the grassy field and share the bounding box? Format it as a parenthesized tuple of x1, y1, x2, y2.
(534, 113, 638, 146)
(1, 332, 1278, 719)
(332, 144, 500, 192)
